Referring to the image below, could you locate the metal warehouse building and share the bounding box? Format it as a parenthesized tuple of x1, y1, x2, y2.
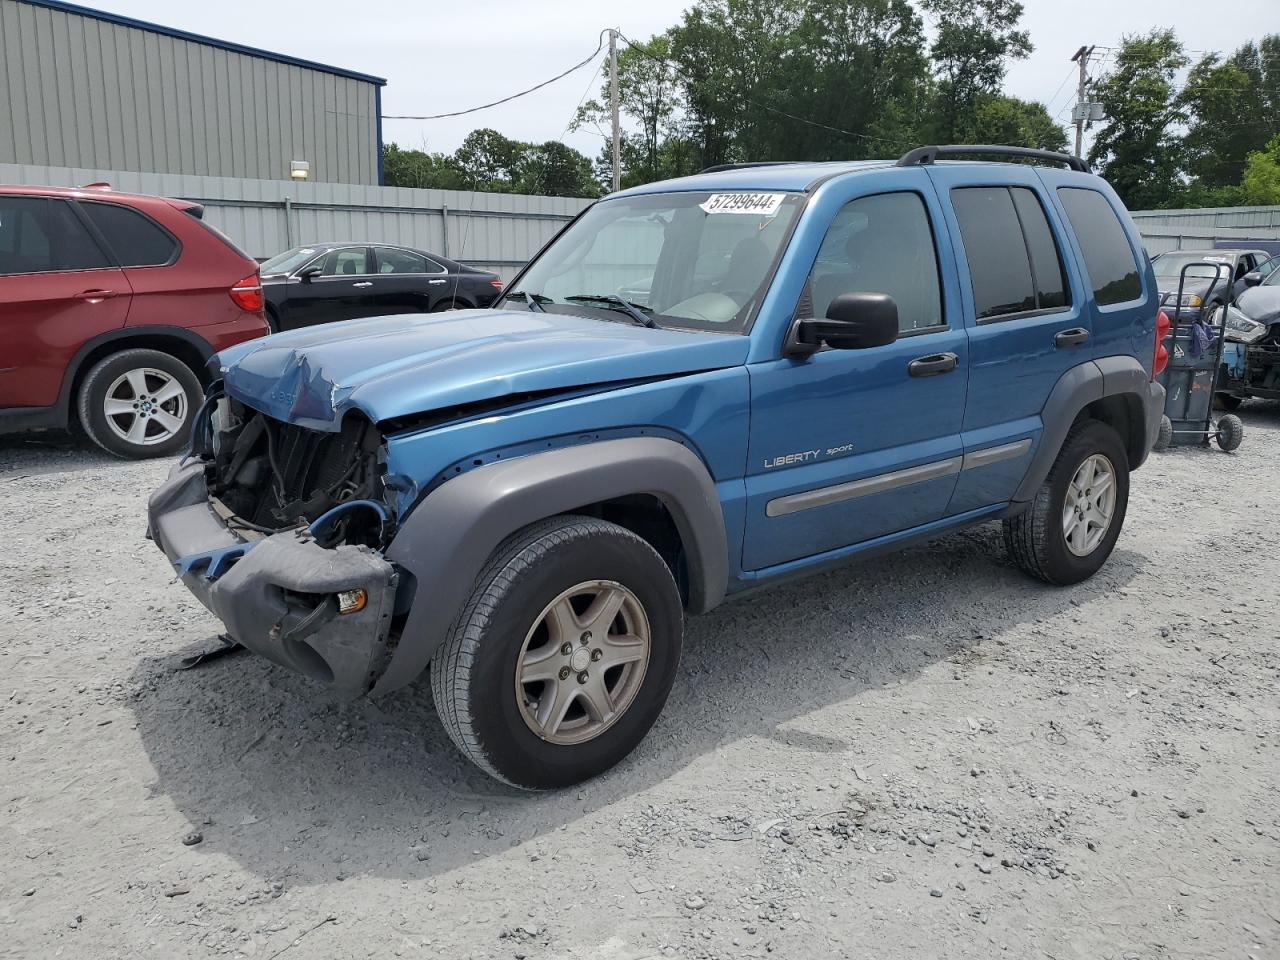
(0, 0, 386, 184)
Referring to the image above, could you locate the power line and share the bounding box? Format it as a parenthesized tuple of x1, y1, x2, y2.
(1043, 64, 1080, 117)
(560, 52, 608, 141)
(383, 32, 609, 121)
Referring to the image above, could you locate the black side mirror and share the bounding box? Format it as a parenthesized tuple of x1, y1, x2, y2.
(1243, 271, 1262, 288)
(299, 266, 322, 283)
(795, 292, 899, 352)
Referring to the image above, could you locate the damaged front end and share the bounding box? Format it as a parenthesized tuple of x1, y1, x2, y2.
(147, 391, 400, 699)
(1222, 308, 1280, 401)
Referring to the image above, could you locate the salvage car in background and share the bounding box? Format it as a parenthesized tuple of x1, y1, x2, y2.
(0, 184, 268, 458)
(1219, 265, 1280, 408)
(259, 242, 503, 331)
(1151, 249, 1272, 322)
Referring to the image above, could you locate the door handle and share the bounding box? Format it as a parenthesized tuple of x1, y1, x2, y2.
(352, 281, 373, 288)
(428, 279, 447, 285)
(1054, 327, 1090, 348)
(74, 288, 119, 302)
(907, 352, 958, 378)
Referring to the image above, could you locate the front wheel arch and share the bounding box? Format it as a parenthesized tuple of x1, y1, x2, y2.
(373, 437, 727, 696)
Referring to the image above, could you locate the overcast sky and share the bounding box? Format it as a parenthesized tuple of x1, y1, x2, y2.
(96, 0, 1272, 159)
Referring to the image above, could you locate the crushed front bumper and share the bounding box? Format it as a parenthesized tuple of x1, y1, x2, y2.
(147, 461, 398, 699)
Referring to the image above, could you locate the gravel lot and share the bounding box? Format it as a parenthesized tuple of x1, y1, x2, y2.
(2, 408, 1278, 960)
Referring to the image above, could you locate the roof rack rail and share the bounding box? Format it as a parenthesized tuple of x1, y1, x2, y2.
(896, 145, 1090, 174)
(698, 161, 796, 174)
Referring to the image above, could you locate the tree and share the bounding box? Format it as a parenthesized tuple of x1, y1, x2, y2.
(1087, 30, 1188, 210)
(1180, 36, 1280, 188)
(920, 0, 1032, 143)
(515, 141, 601, 198)
(966, 94, 1068, 151)
(452, 128, 526, 192)
(648, 0, 932, 173)
(382, 143, 465, 190)
(1241, 134, 1280, 205)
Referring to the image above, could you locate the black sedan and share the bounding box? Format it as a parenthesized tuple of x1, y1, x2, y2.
(258, 243, 503, 332)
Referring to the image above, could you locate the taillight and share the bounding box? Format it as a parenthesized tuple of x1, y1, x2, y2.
(1153, 309, 1171, 379)
(229, 273, 264, 313)
(489, 279, 504, 291)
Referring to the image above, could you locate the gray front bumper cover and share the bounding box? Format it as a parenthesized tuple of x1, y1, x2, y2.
(147, 461, 397, 699)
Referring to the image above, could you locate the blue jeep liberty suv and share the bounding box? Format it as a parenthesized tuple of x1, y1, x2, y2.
(148, 145, 1167, 789)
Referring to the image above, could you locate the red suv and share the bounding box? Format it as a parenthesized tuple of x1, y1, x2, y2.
(0, 185, 269, 458)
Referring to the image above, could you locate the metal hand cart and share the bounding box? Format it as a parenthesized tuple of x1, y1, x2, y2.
(1152, 262, 1244, 453)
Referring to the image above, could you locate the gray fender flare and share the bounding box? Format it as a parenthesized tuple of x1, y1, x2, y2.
(371, 436, 728, 696)
(1012, 356, 1161, 503)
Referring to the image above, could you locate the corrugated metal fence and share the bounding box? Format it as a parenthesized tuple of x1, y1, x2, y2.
(1129, 205, 1280, 255)
(5, 161, 1278, 271)
(0, 163, 593, 280)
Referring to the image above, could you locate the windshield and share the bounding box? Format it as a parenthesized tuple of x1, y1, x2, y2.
(1152, 253, 1234, 281)
(260, 246, 321, 277)
(503, 191, 804, 333)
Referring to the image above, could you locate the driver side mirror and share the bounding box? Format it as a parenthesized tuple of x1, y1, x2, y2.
(794, 292, 899, 352)
(1243, 270, 1263, 288)
(299, 266, 322, 284)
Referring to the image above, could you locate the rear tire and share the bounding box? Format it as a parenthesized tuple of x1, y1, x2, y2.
(77, 349, 202, 459)
(1215, 414, 1244, 452)
(431, 515, 683, 790)
(1153, 415, 1173, 452)
(1003, 419, 1130, 585)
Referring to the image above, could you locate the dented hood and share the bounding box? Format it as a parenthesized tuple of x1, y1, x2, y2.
(214, 309, 749, 431)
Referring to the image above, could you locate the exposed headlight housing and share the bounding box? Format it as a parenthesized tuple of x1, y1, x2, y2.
(1224, 305, 1267, 343)
(1176, 293, 1202, 307)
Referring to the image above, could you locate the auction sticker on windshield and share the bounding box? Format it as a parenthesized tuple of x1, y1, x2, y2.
(700, 193, 785, 216)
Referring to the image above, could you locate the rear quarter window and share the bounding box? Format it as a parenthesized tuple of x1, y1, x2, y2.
(79, 201, 179, 267)
(1057, 188, 1142, 306)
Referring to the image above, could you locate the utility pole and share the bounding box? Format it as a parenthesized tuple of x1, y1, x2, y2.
(609, 28, 621, 193)
(1071, 45, 1095, 159)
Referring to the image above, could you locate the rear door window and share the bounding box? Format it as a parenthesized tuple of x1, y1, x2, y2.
(79, 201, 179, 267)
(950, 186, 1070, 321)
(1057, 188, 1142, 305)
(374, 247, 440, 274)
(0, 196, 111, 275)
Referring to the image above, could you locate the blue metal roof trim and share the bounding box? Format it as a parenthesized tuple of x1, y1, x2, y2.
(610, 160, 894, 197)
(20, 0, 388, 86)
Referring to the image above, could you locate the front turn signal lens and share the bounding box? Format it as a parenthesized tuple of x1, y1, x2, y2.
(336, 588, 367, 615)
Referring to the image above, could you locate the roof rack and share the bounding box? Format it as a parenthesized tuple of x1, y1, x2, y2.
(698, 161, 797, 174)
(896, 145, 1090, 174)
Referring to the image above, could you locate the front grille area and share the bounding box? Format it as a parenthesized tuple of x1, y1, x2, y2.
(250, 417, 376, 527)
(210, 404, 383, 531)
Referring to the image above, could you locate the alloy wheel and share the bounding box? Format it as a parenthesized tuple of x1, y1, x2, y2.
(102, 367, 189, 446)
(514, 580, 651, 745)
(1062, 453, 1117, 557)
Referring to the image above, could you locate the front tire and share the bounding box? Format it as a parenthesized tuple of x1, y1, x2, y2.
(77, 349, 202, 459)
(1003, 419, 1130, 585)
(431, 515, 683, 789)
(1216, 413, 1244, 452)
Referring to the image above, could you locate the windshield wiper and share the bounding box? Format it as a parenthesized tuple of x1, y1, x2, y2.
(505, 290, 549, 312)
(564, 294, 658, 328)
